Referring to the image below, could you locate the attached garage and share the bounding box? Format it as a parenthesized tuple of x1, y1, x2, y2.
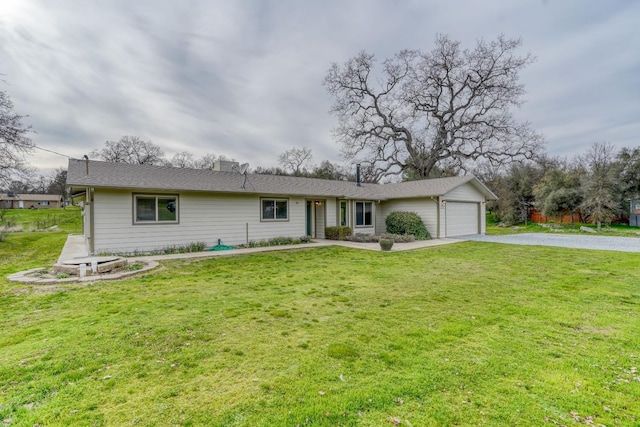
(444, 202, 480, 237)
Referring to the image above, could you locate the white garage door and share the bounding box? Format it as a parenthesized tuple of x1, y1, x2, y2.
(445, 202, 479, 237)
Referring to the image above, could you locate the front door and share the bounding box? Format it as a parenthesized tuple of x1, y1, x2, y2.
(306, 201, 312, 236)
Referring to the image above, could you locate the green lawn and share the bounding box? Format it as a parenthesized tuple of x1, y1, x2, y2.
(1, 232, 639, 426)
(486, 214, 640, 237)
(1, 207, 82, 234)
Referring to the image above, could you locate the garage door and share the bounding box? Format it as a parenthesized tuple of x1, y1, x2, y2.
(445, 202, 479, 236)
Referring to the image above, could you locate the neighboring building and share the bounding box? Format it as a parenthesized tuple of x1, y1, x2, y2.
(0, 193, 64, 209)
(66, 159, 497, 254)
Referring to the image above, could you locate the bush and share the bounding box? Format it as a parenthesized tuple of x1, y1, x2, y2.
(346, 233, 379, 243)
(380, 233, 415, 243)
(385, 211, 431, 240)
(325, 226, 352, 240)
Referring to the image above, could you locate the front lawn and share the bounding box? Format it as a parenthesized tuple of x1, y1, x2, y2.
(1, 235, 639, 426)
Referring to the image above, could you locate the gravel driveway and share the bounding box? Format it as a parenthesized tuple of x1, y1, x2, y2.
(459, 233, 640, 253)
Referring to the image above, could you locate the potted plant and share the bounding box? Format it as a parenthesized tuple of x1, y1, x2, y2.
(379, 237, 394, 251)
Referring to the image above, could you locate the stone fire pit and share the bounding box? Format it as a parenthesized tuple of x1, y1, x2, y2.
(54, 256, 128, 277)
(7, 256, 158, 284)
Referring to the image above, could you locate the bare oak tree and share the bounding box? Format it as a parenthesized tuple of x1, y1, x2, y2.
(90, 136, 165, 165)
(324, 35, 544, 180)
(278, 147, 313, 175)
(0, 88, 34, 187)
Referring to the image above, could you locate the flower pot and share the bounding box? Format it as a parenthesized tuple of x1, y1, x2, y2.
(379, 238, 394, 251)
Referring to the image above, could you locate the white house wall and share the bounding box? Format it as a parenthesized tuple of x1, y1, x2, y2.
(444, 184, 486, 202)
(92, 190, 307, 253)
(378, 199, 439, 237)
(325, 199, 337, 228)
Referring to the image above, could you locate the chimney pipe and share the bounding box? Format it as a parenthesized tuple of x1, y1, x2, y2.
(356, 164, 361, 187)
(83, 155, 89, 176)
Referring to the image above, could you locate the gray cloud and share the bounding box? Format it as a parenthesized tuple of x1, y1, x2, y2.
(0, 0, 638, 172)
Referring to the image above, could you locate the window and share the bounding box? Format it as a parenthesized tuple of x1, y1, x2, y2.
(355, 201, 372, 226)
(134, 195, 178, 223)
(339, 200, 348, 226)
(38, 201, 50, 206)
(262, 198, 288, 221)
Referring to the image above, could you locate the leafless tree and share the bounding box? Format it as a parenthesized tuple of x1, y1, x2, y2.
(324, 34, 544, 181)
(279, 147, 313, 175)
(193, 153, 219, 170)
(0, 88, 34, 187)
(90, 136, 165, 165)
(170, 151, 195, 168)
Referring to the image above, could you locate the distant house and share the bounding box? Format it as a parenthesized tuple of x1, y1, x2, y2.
(0, 193, 64, 209)
(66, 159, 497, 254)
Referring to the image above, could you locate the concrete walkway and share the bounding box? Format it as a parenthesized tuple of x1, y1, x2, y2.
(58, 234, 463, 263)
(58, 234, 90, 262)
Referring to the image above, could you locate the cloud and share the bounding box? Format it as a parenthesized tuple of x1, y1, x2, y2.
(0, 0, 638, 172)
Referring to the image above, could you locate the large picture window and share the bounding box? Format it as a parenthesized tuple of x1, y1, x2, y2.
(355, 201, 372, 226)
(262, 198, 288, 221)
(134, 195, 178, 223)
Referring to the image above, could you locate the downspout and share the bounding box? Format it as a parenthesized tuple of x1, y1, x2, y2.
(436, 196, 442, 239)
(89, 186, 95, 255)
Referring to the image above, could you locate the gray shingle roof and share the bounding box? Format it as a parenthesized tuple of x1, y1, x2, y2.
(67, 159, 497, 200)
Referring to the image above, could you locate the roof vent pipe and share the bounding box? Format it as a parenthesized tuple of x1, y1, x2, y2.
(83, 155, 89, 176)
(356, 164, 361, 187)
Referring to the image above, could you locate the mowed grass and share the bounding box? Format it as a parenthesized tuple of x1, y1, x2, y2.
(1, 236, 639, 426)
(1, 207, 82, 234)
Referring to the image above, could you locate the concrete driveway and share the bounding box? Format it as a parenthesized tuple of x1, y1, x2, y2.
(459, 233, 640, 253)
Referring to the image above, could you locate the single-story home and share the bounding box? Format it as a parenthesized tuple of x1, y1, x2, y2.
(0, 193, 64, 209)
(66, 159, 497, 254)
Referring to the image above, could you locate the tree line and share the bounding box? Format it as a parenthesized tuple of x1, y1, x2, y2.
(480, 143, 640, 229)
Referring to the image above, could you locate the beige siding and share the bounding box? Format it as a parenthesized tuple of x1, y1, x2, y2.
(325, 199, 337, 227)
(379, 199, 439, 237)
(444, 183, 485, 202)
(92, 190, 307, 253)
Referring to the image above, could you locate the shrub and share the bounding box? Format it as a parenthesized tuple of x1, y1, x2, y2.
(243, 236, 306, 248)
(380, 233, 415, 243)
(325, 226, 352, 240)
(385, 211, 431, 240)
(346, 233, 379, 243)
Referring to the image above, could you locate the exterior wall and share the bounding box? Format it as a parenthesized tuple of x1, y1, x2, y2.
(325, 199, 337, 228)
(91, 189, 307, 253)
(378, 198, 439, 237)
(444, 184, 486, 202)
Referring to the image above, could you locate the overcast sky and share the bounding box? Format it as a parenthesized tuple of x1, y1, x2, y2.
(1, 0, 638, 173)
